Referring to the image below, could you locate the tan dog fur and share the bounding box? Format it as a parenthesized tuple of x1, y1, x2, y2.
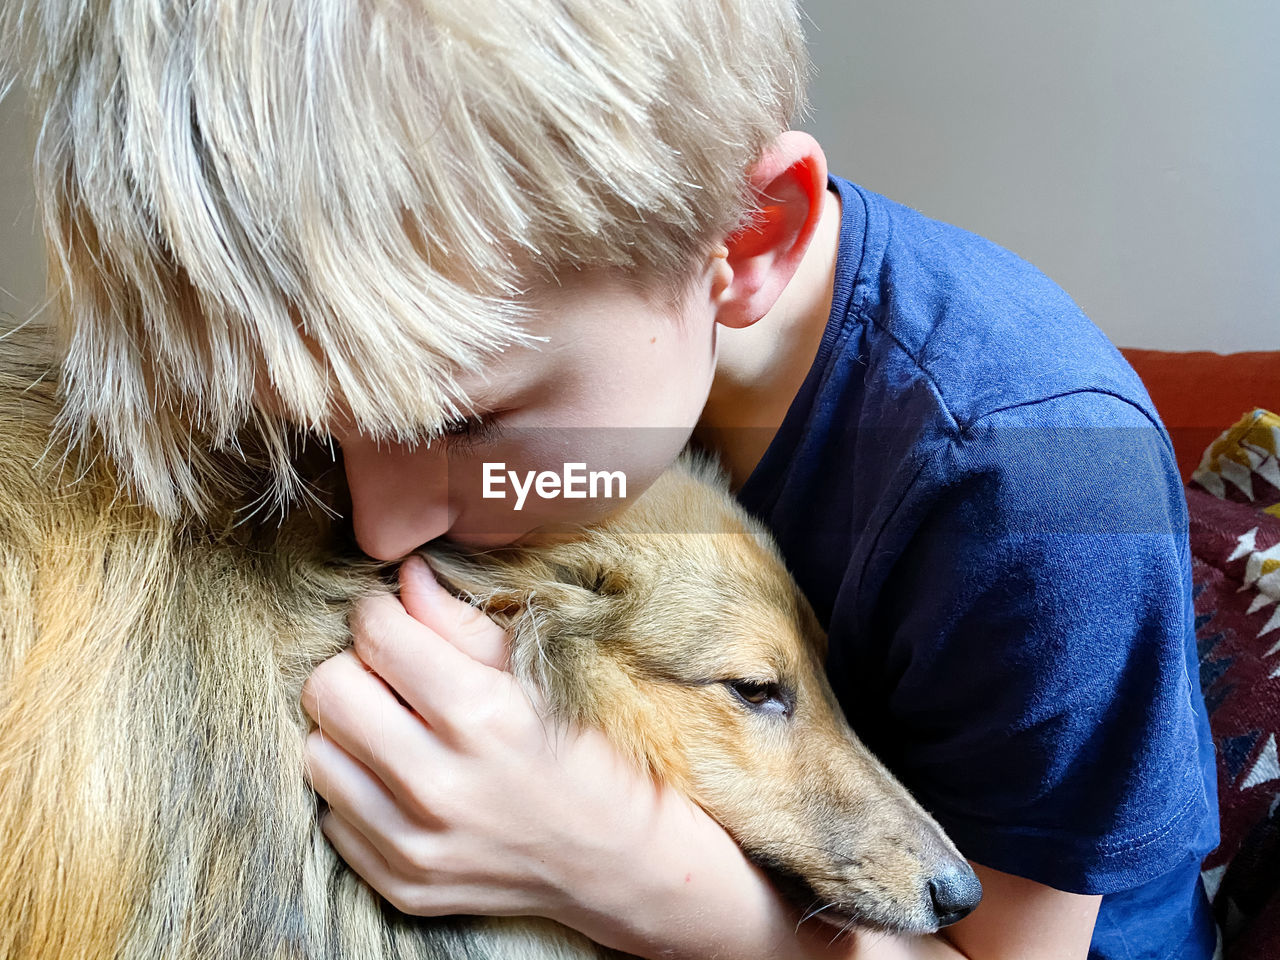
(0, 342, 972, 959)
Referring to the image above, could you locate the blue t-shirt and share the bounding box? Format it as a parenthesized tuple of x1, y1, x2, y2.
(736, 176, 1220, 959)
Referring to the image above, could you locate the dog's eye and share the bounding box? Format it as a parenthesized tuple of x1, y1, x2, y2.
(725, 679, 791, 716)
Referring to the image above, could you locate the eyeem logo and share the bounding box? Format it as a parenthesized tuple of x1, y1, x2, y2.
(482, 463, 628, 511)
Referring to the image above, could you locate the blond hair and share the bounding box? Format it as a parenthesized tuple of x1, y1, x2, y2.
(1, 0, 808, 516)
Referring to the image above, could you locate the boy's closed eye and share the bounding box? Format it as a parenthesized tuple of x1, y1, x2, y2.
(437, 412, 504, 453)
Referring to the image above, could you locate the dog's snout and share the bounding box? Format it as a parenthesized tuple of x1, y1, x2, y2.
(927, 862, 982, 927)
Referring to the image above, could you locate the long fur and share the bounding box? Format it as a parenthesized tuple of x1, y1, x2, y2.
(0, 341, 611, 959)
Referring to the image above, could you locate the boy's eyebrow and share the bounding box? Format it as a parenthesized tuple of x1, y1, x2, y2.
(450, 377, 515, 414)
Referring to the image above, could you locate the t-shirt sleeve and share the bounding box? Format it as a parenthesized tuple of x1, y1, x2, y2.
(867, 390, 1218, 895)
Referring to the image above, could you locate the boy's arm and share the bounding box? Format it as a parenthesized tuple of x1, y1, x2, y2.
(804, 863, 1101, 960)
(938, 864, 1101, 960)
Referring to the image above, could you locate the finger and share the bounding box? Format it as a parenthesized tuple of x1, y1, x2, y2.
(349, 592, 503, 729)
(399, 555, 510, 670)
(319, 809, 417, 910)
(307, 728, 443, 870)
(302, 649, 444, 794)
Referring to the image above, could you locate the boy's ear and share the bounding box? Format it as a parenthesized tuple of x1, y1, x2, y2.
(713, 130, 828, 330)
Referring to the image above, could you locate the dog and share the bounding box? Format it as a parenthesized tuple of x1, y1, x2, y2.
(0, 342, 979, 959)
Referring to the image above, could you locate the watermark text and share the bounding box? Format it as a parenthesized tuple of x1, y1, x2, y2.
(482, 462, 627, 511)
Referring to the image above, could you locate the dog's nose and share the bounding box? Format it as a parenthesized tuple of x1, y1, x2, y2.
(927, 862, 983, 926)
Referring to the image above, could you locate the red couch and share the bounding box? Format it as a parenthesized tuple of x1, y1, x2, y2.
(1119, 348, 1278, 957)
(1121, 348, 1279, 480)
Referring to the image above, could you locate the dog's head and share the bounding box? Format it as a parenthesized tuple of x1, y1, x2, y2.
(424, 454, 980, 934)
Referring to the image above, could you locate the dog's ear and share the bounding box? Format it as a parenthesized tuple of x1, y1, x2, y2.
(549, 562, 629, 598)
(418, 546, 630, 623)
(418, 545, 618, 695)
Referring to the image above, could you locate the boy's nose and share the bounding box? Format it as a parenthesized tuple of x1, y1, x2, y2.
(927, 862, 983, 926)
(341, 437, 453, 560)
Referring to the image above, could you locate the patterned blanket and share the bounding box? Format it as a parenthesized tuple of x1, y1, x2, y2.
(1189, 409, 1280, 958)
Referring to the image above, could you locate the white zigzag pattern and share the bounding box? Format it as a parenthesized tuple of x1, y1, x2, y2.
(1228, 529, 1280, 659)
(1193, 415, 1280, 502)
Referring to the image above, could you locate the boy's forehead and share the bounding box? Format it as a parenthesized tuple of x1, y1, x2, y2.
(449, 268, 666, 408)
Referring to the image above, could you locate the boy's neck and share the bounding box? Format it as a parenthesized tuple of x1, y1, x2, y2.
(695, 186, 842, 490)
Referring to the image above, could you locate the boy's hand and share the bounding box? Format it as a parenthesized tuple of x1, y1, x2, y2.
(301, 555, 665, 921)
(299, 557, 936, 960)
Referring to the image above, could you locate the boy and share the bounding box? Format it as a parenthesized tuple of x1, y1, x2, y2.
(3, 0, 1216, 957)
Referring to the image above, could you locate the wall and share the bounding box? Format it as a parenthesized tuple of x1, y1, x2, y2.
(801, 0, 1279, 351)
